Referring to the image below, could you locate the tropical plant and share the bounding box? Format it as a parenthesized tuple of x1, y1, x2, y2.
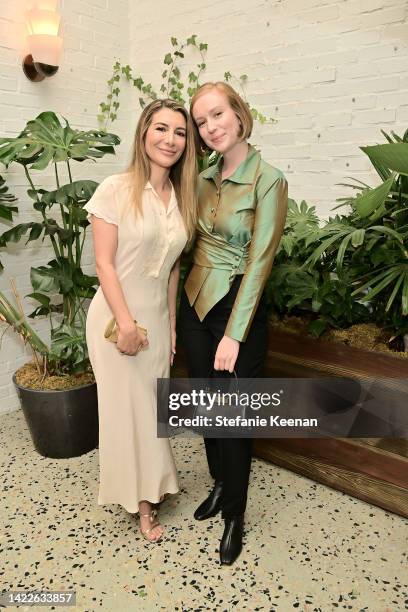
(311, 129, 408, 336)
(268, 129, 408, 342)
(0, 112, 120, 378)
(266, 199, 371, 336)
(0, 175, 18, 269)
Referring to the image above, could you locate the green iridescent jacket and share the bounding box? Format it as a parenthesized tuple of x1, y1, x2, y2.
(184, 144, 288, 342)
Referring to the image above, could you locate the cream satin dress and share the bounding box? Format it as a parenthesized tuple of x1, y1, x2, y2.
(84, 173, 186, 513)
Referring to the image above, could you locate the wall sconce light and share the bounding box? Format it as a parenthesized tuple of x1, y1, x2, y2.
(22, 0, 63, 82)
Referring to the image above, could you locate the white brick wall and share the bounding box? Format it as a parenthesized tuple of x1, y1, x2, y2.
(1, 0, 407, 413)
(128, 0, 407, 216)
(0, 0, 131, 414)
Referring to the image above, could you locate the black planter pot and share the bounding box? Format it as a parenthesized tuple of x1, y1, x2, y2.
(13, 375, 99, 459)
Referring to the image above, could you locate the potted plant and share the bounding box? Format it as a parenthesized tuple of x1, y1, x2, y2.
(0, 112, 120, 458)
(254, 129, 408, 518)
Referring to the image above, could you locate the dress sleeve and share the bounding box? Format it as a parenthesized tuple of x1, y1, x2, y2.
(83, 176, 118, 226)
(225, 175, 288, 342)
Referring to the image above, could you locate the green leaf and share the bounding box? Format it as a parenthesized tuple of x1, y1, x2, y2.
(351, 228, 365, 247)
(369, 225, 404, 244)
(308, 318, 327, 337)
(354, 177, 394, 218)
(31, 259, 74, 295)
(0, 112, 120, 170)
(164, 53, 172, 65)
(0, 222, 44, 246)
(50, 323, 87, 366)
(361, 143, 408, 176)
(26, 292, 51, 307)
(336, 233, 353, 269)
(0, 175, 18, 221)
(186, 34, 197, 46)
(385, 272, 404, 312)
(30, 266, 59, 293)
(357, 269, 401, 302)
(305, 231, 349, 267)
(402, 272, 408, 315)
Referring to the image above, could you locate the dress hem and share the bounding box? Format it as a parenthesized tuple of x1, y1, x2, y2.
(97, 488, 180, 514)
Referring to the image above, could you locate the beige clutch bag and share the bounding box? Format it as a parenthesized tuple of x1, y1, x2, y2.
(104, 318, 147, 343)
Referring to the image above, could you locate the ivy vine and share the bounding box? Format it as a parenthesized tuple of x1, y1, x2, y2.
(97, 34, 274, 132)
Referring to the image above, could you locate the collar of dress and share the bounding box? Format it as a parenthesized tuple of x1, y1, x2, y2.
(144, 180, 177, 213)
(201, 144, 261, 185)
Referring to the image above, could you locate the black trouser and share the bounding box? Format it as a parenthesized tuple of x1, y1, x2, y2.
(179, 275, 268, 518)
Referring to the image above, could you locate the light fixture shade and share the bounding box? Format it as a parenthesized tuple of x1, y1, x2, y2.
(26, 9, 60, 36)
(28, 34, 63, 66)
(35, 0, 59, 10)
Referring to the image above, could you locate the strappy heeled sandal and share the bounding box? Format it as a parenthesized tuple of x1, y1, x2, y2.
(139, 508, 163, 542)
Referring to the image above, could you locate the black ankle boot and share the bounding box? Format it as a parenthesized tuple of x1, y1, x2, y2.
(219, 514, 244, 565)
(193, 481, 223, 521)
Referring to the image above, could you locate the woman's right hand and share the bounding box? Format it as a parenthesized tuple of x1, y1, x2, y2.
(116, 323, 149, 356)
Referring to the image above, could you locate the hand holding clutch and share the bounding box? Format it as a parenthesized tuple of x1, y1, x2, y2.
(104, 318, 148, 343)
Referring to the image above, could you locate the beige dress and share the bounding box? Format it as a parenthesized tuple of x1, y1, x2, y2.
(84, 173, 186, 513)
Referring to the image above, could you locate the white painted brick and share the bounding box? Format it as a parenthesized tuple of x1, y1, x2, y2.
(317, 76, 400, 98)
(318, 113, 353, 128)
(362, 6, 407, 28)
(310, 143, 368, 159)
(319, 126, 391, 144)
(274, 115, 314, 130)
(396, 106, 408, 122)
(376, 56, 408, 75)
(359, 43, 408, 62)
(86, 0, 108, 7)
(381, 21, 408, 40)
(338, 29, 382, 49)
(330, 156, 373, 172)
(63, 23, 94, 43)
(0, 76, 18, 91)
(257, 131, 296, 145)
(343, 0, 389, 15)
(379, 91, 408, 109)
(337, 63, 380, 80)
(351, 95, 378, 111)
(354, 108, 397, 125)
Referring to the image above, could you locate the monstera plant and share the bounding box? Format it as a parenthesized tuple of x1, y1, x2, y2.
(0, 111, 120, 381)
(0, 112, 120, 458)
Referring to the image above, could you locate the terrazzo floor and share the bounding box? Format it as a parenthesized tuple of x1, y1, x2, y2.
(1, 409, 407, 612)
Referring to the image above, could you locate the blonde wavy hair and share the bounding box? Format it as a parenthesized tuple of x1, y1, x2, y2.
(127, 99, 198, 244)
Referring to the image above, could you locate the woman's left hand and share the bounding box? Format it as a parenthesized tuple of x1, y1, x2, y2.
(170, 326, 176, 366)
(214, 335, 240, 373)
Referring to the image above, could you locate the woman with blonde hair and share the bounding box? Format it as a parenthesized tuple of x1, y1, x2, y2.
(84, 99, 197, 542)
(180, 82, 287, 564)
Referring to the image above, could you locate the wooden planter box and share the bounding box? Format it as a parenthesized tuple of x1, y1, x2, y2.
(257, 327, 408, 518)
(173, 325, 408, 518)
